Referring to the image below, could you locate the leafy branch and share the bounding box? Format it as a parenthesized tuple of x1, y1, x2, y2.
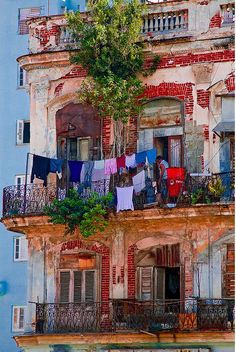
(44, 189, 113, 237)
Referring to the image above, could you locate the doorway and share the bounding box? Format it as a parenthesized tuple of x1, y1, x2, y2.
(154, 136, 183, 167)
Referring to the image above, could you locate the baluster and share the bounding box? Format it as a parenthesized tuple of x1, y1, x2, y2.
(183, 10, 188, 28)
(163, 14, 167, 31)
(144, 16, 149, 33)
(157, 15, 161, 32)
(153, 15, 157, 32)
(175, 12, 180, 29)
(160, 13, 164, 32)
(169, 13, 174, 30)
(179, 11, 184, 29)
(149, 16, 154, 32)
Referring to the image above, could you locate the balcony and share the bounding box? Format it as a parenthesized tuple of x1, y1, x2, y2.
(34, 298, 234, 334)
(2, 172, 234, 218)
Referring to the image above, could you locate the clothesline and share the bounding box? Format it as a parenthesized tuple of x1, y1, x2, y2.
(29, 147, 157, 186)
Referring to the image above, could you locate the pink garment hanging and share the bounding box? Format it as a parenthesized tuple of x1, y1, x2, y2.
(105, 158, 117, 175)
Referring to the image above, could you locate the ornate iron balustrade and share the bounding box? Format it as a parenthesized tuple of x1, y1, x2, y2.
(2, 171, 234, 217)
(112, 298, 235, 332)
(35, 302, 110, 334)
(34, 298, 234, 334)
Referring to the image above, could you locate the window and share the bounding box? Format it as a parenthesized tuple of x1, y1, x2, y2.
(18, 7, 42, 35)
(14, 237, 28, 261)
(12, 306, 26, 332)
(15, 175, 25, 189)
(18, 66, 28, 88)
(16, 120, 30, 145)
(59, 270, 96, 303)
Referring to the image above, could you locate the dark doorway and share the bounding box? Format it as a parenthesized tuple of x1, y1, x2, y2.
(165, 267, 180, 300)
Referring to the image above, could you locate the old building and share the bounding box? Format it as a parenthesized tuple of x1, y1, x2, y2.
(1, 0, 235, 351)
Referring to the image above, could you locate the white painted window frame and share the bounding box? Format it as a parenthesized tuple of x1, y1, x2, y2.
(16, 120, 30, 145)
(12, 306, 26, 332)
(13, 237, 28, 262)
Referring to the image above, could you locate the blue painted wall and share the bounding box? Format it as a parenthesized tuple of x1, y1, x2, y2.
(0, 1, 79, 350)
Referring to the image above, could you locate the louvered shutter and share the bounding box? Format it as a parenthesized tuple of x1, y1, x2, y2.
(139, 267, 153, 301)
(16, 120, 24, 145)
(18, 7, 41, 35)
(85, 271, 95, 302)
(60, 272, 70, 302)
(20, 237, 28, 261)
(74, 271, 82, 302)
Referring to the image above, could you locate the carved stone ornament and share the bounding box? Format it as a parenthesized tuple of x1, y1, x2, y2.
(192, 63, 214, 84)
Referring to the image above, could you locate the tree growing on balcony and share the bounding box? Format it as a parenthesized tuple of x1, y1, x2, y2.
(67, 0, 159, 156)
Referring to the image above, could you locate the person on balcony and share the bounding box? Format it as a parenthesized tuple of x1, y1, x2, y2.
(156, 155, 169, 204)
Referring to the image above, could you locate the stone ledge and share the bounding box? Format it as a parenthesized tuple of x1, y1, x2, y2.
(14, 331, 235, 347)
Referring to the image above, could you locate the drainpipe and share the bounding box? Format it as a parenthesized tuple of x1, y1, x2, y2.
(43, 240, 47, 303)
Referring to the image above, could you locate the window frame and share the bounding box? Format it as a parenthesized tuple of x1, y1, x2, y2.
(58, 269, 97, 303)
(16, 120, 30, 145)
(12, 306, 26, 332)
(13, 237, 28, 262)
(17, 65, 28, 88)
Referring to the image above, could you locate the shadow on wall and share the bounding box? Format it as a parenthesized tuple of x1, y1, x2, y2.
(50, 345, 72, 352)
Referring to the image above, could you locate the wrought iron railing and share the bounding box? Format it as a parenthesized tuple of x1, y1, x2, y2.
(34, 298, 234, 334)
(2, 172, 234, 217)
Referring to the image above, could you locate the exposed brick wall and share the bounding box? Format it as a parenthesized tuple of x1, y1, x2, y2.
(203, 124, 209, 141)
(61, 66, 88, 79)
(54, 82, 64, 97)
(197, 89, 210, 109)
(102, 116, 112, 157)
(209, 12, 222, 28)
(144, 50, 234, 71)
(225, 72, 235, 92)
(34, 24, 60, 47)
(141, 82, 194, 116)
(127, 244, 137, 298)
(60, 239, 110, 304)
(112, 265, 116, 284)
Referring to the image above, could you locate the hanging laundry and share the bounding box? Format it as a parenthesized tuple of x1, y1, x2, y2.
(92, 168, 108, 182)
(135, 151, 147, 165)
(147, 148, 157, 164)
(132, 170, 145, 193)
(105, 158, 117, 175)
(116, 186, 134, 212)
(116, 155, 126, 169)
(92, 178, 110, 196)
(125, 153, 136, 169)
(31, 154, 50, 186)
(68, 160, 83, 183)
(81, 161, 94, 187)
(49, 158, 64, 179)
(94, 160, 105, 170)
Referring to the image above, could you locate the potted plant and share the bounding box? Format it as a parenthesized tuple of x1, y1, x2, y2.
(208, 177, 225, 202)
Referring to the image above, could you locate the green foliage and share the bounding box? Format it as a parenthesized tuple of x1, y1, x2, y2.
(44, 189, 113, 237)
(208, 177, 225, 198)
(66, 0, 159, 127)
(190, 188, 211, 205)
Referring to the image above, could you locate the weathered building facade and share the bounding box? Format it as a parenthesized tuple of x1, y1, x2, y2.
(1, 0, 235, 351)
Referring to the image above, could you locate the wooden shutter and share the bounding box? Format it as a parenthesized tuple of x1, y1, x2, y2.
(155, 267, 165, 300)
(60, 272, 70, 302)
(20, 237, 28, 261)
(168, 136, 182, 167)
(74, 271, 82, 303)
(16, 120, 24, 145)
(77, 138, 89, 161)
(223, 244, 235, 298)
(138, 267, 153, 301)
(85, 271, 95, 302)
